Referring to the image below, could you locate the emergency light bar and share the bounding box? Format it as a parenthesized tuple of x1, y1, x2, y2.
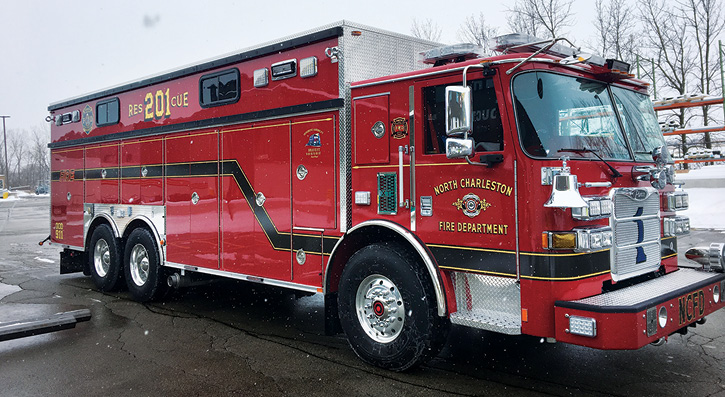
(420, 43, 486, 66)
(489, 33, 629, 72)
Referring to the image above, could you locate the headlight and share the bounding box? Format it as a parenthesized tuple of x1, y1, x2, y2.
(572, 197, 614, 220)
(543, 226, 613, 252)
(663, 216, 690, 237)
(665, 191, 689, 211)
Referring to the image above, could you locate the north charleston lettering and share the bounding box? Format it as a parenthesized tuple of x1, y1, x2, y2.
(433, 178, 512, 197)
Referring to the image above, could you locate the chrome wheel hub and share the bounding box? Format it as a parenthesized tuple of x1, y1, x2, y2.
(355, 274, 405, 343)
(129, 243, 150, 287)
(93, 238, 110, 277)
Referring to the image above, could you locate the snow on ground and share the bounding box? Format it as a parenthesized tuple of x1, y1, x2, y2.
(679, 188, 725, 229)
(676, 164, 725, 180)
(678, 164, 725, 230)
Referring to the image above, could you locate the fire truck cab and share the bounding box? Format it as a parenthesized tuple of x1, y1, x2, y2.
(48, 22, 725, 371)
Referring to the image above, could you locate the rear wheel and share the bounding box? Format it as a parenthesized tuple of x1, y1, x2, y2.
(88, 224, 124, 291)
(338, 242, 448, 371)
(124, 228, 168, 302)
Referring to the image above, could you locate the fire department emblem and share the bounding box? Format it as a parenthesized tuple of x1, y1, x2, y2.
(391, 117, 408, 139)
(81, 105, 94, 134)
(453, 193, 491, 218)
(305, 131, 321, 147)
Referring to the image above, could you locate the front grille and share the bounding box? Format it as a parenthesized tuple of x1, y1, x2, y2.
(610, 187, 661, 281)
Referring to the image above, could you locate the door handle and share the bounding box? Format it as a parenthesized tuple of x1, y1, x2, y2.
(398, 145, 408, 208)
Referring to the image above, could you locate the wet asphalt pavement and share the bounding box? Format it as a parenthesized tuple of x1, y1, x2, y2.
(1, 196, 724, 396)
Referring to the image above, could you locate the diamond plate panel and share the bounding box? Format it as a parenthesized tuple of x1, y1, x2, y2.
(450, 272, 521, 334)
(568, 268, 721, 307)
(336, 22, 440, 231)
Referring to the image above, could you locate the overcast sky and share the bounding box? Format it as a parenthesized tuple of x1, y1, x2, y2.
(1, 1, 606, 132)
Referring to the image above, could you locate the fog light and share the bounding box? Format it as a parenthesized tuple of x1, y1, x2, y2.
(658, 306, 668, 328)
(663, 216, 690, 237)
(568, 315, 597, 337)
(665, 191, 689, 211)
(714, 284, 720, 304)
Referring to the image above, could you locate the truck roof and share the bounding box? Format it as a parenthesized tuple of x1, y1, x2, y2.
(49, 20, 440, 111)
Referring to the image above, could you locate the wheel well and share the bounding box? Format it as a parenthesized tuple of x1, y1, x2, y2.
(326, 225, 440, 298)
(86, 216, 116, 249)
(122, 219, 154, 241)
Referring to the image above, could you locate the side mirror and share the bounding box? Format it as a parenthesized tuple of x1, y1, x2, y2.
(445, 86, 472, 136)
(446, 138, 474, 159)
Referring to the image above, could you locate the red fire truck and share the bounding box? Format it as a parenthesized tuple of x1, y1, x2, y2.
(48, 21, 725, 371)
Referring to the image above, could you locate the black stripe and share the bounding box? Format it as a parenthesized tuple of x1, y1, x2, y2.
(431, 246, 516, 276)
(48, 27, 343, 111)
(432, 245, 611, 280)
(221, 160, 291, 251)
(85, 168, 119, 180)
(520, 250, 611, 279)
(48, 98, 345, 149)
(121, 167, 140, 179)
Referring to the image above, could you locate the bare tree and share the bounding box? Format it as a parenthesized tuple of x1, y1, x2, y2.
(458, 13, 499, 54)
(8, 130, 26, 187)
(507, 0, 575, 39)
(410, 18, 442, 42)
(592, 0, 639, 65)
(639, 0, 696, 163)
(679, 0, 725, 150)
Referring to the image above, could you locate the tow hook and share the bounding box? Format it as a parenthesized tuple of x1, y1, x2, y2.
(38, 235, 51, 246)
(650, 337, 666, 347)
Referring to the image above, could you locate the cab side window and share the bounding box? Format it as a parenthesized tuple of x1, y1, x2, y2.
(423, 78, 503, 154)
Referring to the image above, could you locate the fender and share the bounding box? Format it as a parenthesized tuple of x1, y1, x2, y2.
(326, 219, 447, 317)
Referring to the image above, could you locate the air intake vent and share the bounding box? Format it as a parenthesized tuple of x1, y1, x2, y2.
(377, 172, 397, 215)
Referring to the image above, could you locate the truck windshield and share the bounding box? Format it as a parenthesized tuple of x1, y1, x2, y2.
(610, 86, 665, 162)
(513, 71, 631, 160)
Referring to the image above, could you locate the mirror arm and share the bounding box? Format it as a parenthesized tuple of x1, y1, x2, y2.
(466, 153, 504, 168)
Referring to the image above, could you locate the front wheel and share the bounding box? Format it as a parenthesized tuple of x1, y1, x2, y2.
(338, 243, 448, 371)
(124, 228, 168, 302)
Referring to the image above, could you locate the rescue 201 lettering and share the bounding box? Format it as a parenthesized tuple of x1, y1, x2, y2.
(128, 88, 189, 121)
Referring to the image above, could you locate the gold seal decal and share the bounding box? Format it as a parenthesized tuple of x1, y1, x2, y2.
(453, 193, 491, 218)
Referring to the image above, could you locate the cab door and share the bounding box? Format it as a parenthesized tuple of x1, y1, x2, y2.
(413, 72, 518, 277)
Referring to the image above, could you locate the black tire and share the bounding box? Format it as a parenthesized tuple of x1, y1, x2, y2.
(124, 228, 168, 302)
(338, 242, 448, 371)
(88, 224, 124, 292)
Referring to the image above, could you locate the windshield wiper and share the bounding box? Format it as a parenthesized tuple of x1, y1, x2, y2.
(558, 148, 623, 178)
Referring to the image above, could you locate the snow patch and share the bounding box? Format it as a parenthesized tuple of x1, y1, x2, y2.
(34, 257, 55, 264)
(680, 187, 725, 230)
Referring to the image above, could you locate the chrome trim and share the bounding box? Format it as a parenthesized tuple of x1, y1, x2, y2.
(164, 261, 319, 294)
(514, 160, 520, 281)
(409, 85, 416, 232)
(325, 220, 446, 316)
(352, 92, 390, 101)
(294, 226, 325, 232)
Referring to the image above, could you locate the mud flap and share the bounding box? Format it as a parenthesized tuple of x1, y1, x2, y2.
(60, 249, 88, 275)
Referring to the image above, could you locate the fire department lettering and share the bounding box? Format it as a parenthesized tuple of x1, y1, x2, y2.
(439, 221, 509, 235)
(678, 289, 706, 325)
(433, 178, 512, 197)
